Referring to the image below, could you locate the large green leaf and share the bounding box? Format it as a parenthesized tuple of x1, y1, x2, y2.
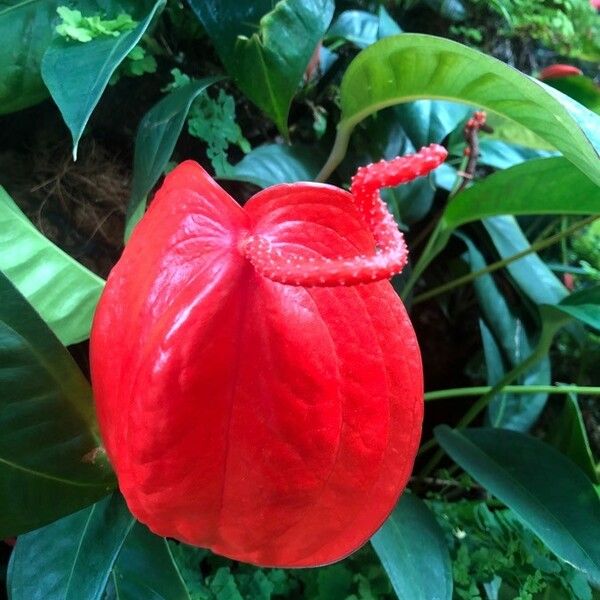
(125, 76, 222, 239)
(42, 0, 165, 158)
(0, 186, 104, 345)
(435, 426, 600, 584)
(187, 0, 334, 137)
(317, 34, 600, 184)
(8, 493, 134, 600)
(0, 0, 151, 115)
(109, 524, 191, 599)
(223, 143, 324, 188)
(545, 76, 600, 114)
(406, 157, 600, 290)
(371, 493, 452, 600)
(0, 271, 115, 539)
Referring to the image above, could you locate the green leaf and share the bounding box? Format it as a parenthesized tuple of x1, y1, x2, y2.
(0, 271, 115, 539)
(483, 216, 567, 306)
(125, 76, 223, 240)
(41, 0, 166, 158)
(548, 393, 599, 484)
(8, 493, 134, 600)
(326, 7, 401, 48)
(0, 0, 59, 114)
(552, 286, 600, 330)
(110, 524, 191, 599)
(223, 143, 325, 188)
(408, 158, 600, 288)
(435, 426, 600, 584)
(545, 76, 600, 114)
(459, 232, 550, 431)
(0, 186, 104, 345)
(318, 34, 600, 184)
(371, 493, 453, 600)
(188, 0, 334, 137)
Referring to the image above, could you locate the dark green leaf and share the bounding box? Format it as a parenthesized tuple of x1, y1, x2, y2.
(42, 0, 166, 158)
(371, 493, 453, 600)
(459, 233, 550, 431)
(545, 76, 600, 114)
(319, 35, 600, 184)
(548, 393, 599, 484)
(8, 493, 133, 600)
(0, 271, 114, 538)
(188, 0, 334, 136)
(550, 286, 600, 331)
(223, 143, 324, 188)
(0, 0, 148, 115)
(435, 426, 600, 584)
(111, 524, 191, 599)
(0, 186, 104, 345)
(125, 76, 222, 239)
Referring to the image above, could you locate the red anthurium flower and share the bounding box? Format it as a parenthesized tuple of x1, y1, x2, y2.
(91, 144, 447, 567)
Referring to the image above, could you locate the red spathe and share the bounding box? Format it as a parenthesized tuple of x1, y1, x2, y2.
(91, 149, 444, 567)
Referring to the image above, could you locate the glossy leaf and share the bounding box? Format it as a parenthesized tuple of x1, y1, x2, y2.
(125, 76, 222, 239)
(188, 0, 334, 136)
(42, 0, 165, 158)
(435, 426, 600, 584)
(0, 186, 104, 345)
(318, 35, 600, 184)
(223, 143, 324, 188)
(548, 393, 599, 484)
(477, 140, 556, 169)
(444, 158, 600, 230)
(0, 271, 115, 539)
(483, 216, 567, 306)
(410, 158, 600, 286)
(326, 6, 401, 48)
(371, 493, 452, 600)
(110, 524, 191, 600)
(0, 0, 145, 115)
(8, 493, 134, 600)
(547, 286, 600, 331)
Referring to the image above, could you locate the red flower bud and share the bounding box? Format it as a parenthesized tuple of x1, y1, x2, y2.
(90, 145, 447, 567)
(538, 64, 583, 80)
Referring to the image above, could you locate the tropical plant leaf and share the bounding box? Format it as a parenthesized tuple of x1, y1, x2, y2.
(110, 524, 191, 600)
(42, 0, 165, 158)
(0, 271, 115, 539)
(187, 0, 334, 137)
(223, 143, 325, 188)
(325, 6, 401, 48)
(8, 493, 133, 600)
(125, 76, 223, 239)
(459, 233, 550, 431)
(548, 393, 599, 484)
(435, 426, 600, 584)
(0, 186, 104, 345)
(483, 216, 567, 306)
(318, 34, 600, 184)
(371, 493, 453, 600)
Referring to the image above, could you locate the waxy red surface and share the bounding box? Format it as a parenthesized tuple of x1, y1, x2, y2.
(91, 145, 446, 567)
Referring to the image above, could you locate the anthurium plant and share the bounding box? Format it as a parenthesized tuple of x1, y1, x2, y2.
(0, 1, 599, 599)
